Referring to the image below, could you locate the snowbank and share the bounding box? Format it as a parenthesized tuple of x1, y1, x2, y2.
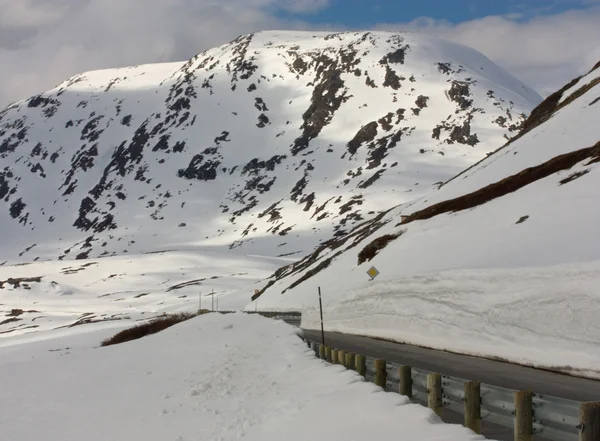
(301, 263, 600, 379)
(0, 313, 488, 441)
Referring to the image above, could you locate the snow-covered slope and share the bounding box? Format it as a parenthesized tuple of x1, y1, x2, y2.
(0, 30, 539, 264)
(252, 62, 600, 377)
(0, 313, 486, 441)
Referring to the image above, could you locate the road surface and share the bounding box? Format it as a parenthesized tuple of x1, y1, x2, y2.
(303, 329, 600, 441)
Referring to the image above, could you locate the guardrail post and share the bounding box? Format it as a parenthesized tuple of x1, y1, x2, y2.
(319, 345, 325, 359)
(427, 373, 443, 417)
(338, 350, 346, 366)
(579, 401, 600, 441)
(331, 349, 339, 364)
(464, 380, 481, 434)
(325, 346, 332, 362)
(374, 359, 387, 389)
(346, 352, 355, 371)
(514, 390, 533, 441)
(355, 354, 366, 377)
(399, 365, 412, 397)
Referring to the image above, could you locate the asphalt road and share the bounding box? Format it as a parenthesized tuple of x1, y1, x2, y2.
(303, 329, 600, 441)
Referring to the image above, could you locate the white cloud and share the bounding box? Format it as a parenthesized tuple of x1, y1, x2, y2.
(1, 1, 599, 108)
(0, 0, 332, 107)
(375, 7, 600, 96)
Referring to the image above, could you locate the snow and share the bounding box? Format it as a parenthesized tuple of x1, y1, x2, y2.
(0, 250, 284, 345)
(0, 312, 489, 441)
(254, 59, 600, 377)
(301, 263, 600, 379)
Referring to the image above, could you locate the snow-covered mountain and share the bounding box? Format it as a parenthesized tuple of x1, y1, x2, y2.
(0, 30, 540, 264)
(252, 61, 600, 377)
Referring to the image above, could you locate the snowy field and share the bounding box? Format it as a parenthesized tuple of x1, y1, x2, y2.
(0, 249, 288, 346)
(0, 312, 490, 441)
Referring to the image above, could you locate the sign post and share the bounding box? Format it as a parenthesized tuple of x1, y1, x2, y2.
(318, 286, 325, 346)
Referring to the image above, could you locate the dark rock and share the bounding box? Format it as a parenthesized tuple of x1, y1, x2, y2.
(291, 54, 350, 155)
(448, 81, 473, 111)
(415, 95, 429, 109)
(378, 113, 394, 131)
(382, 66, 402, 90)
(178, 155, 220, 181)
(9, 198, 26, 219)
(380, 46, 409, 65)
(242, 155, 286, 174)
(347, 121, 378, 156)
(256, 113, 270, 128)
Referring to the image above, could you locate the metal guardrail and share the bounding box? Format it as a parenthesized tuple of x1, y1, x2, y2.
(533, 394, 581, 440)
(305, 340, 594, 441)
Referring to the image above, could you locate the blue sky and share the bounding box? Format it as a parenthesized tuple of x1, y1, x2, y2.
(276, 0, 596, 26)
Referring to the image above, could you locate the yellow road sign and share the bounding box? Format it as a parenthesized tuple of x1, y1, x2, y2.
(367, 266, 379, 280)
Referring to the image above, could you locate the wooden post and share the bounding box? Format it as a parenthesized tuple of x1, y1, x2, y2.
(427, 373, 443, 417)
(514, 390, 533, 441)
(399, 365, 412, 397)
(331, 349, 338, 364)
(355, 354, 366, 377)
(319, 345, 325, 360)
(464, 381, 481, 434)
(346, 352, 355, 371)
(579, 402, 600, 441)
(338, 350, 346, 367)
(324, 346, 331, 362)
(374, 359, 387, 389)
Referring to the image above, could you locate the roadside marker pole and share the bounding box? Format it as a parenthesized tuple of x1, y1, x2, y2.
(318, 286, 325, 347)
